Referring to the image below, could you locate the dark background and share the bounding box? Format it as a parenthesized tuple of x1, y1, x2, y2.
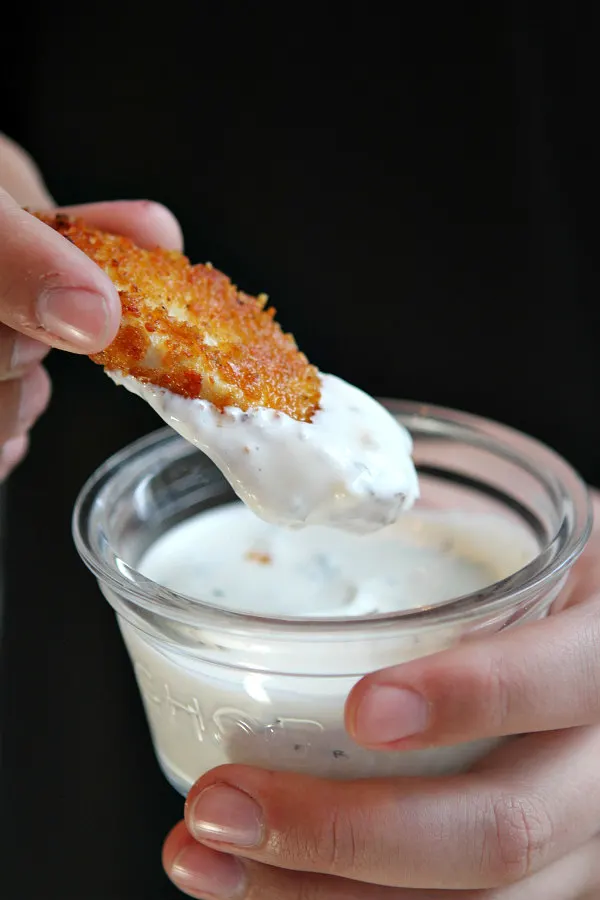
(0, 5, 596, 898)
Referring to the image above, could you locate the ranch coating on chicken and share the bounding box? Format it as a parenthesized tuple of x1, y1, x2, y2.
(109, 370, 419, 532)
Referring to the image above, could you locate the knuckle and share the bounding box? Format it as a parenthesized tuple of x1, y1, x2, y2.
(282, 807, 361, 873)
(328, 807, 359, 871)
(482, 655, 515, 731)
(484, 793, 554, 884)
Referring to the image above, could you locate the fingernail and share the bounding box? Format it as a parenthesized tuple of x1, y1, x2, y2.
(189, 784, 263, 847)
(170, 844, 245, 899)
(37, 287, 110, 349)
(19, 367, 50, 426)
(352, 685, 430, 744)
(10, 335, 48, 372)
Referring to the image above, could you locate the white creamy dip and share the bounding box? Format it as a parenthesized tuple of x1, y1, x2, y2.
(108, 371, 419, 533)
(116, 503, 540, 794)
(138, 502, 534, 618)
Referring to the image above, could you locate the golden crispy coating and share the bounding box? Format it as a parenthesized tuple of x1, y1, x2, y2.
(35, 213, 321, 421)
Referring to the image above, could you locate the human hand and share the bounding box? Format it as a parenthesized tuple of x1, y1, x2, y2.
(162, 494, 600, 899)
(0, 134, 182, 480)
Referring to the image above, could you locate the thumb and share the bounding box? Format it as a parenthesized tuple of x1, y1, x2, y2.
(0, 189, 120, 353)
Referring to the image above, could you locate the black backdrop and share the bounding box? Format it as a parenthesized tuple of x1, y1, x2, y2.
(0, 5, 596, 898)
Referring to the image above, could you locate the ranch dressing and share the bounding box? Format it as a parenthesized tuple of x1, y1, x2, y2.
(108, 372, 419, 533)
(138, 502, 536, 619)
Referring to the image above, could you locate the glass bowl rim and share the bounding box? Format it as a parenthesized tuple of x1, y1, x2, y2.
(72, 400, 592, 638)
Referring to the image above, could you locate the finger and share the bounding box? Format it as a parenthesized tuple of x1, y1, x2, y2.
(0, 134, 54, 207)
(164, 821, 421, 899)
(0, 189, 120, 352)
(182, 728, 600, 890)
(0, 434, 29, 481)
(163, 821, 246, 900)
(0, 366, 51, 444)
(57, 200, 183, 251)
(346, 596, 600, 750)
(0, 324, 49, 380)
(164, 828, 600, 900)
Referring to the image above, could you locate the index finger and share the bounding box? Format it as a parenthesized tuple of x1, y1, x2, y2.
(58, 200, 183, 252)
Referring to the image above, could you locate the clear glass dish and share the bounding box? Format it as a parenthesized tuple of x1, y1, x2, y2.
(73, 402, 591, 795)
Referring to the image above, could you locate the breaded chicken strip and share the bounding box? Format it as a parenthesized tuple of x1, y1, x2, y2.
(35, 213, 321, 422)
